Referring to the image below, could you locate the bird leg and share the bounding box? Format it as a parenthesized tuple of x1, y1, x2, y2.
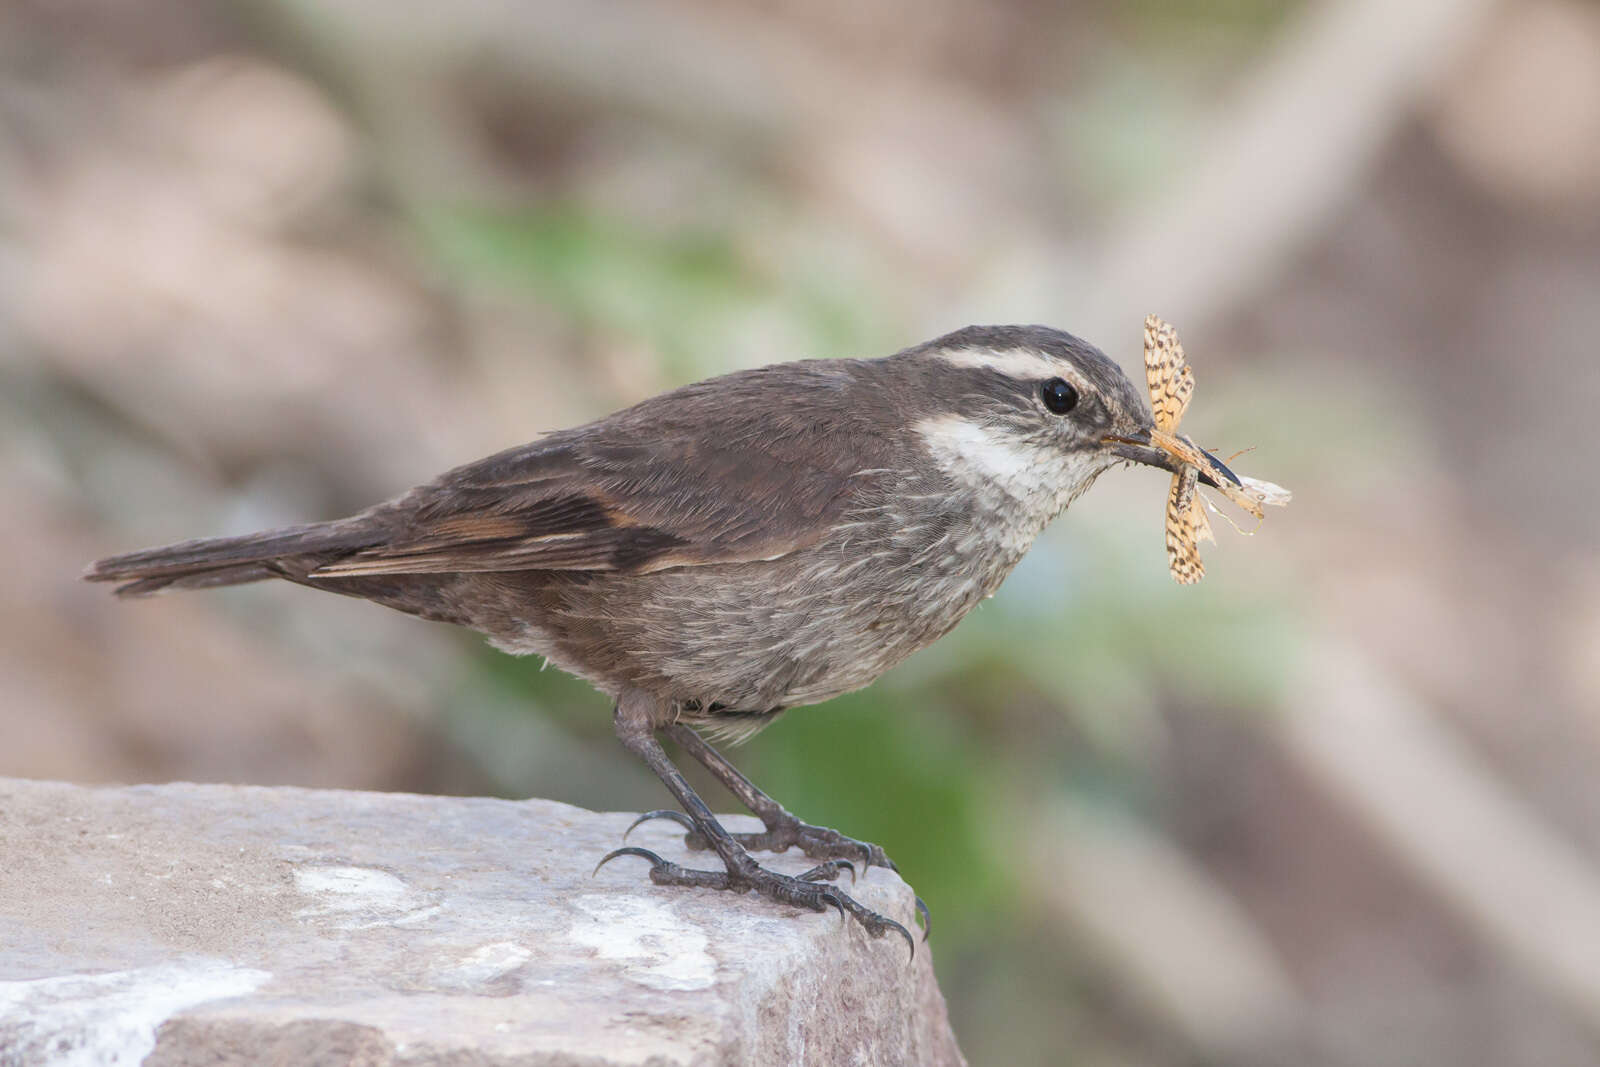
(623, 720, 930, 938)
(662, 723, 899, 872)
(597, 691, 914, 957)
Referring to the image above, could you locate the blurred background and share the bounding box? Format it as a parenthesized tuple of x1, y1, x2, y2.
(4, 0, 1600, 1062)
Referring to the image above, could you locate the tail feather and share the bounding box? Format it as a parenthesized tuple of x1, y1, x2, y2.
(104, 563, 284, 598)
(84, 519, 381, 598)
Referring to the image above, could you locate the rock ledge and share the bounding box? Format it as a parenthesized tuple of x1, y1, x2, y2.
(0, 778, 963, 1066)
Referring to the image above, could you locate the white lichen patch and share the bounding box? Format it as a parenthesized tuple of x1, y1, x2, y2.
(294, 864, 408, 903)
(567, 894, 717, 992)
(292, 864, 442, 929)
(0, 960, 269, 1067)
(431, 941, 534, 991)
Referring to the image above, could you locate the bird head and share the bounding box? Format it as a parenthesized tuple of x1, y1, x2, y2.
(897, 325, 1239, 524)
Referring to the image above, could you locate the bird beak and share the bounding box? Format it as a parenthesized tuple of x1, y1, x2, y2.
(1102, 429, 1244, 491)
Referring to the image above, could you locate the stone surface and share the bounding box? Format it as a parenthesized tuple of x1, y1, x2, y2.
(0, 778, 963, 1067)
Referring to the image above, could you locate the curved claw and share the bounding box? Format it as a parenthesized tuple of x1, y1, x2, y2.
(622, 809, 696, 841)
(914, 897, 932, 942)
(817, 886, 848, 924)
(797, 859, 856, 885)
(593, 846, 665, 877)
(882, 916, 916, 962)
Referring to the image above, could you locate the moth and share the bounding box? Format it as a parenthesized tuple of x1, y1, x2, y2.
(1142, 314, 1290, 584)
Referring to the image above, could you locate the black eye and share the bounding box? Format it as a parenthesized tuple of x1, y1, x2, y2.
(1040, 377, 1079, 415)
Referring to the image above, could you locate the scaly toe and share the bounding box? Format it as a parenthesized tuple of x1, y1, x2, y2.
(600, 845, 912, 953)
(797, 859, 856, 885)
(595, 846, 733, 891)
(837, 894, 916, 962)
(790, 824, 894, 872)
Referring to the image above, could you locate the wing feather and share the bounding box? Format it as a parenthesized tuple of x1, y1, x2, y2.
(313, 361, 888, 579)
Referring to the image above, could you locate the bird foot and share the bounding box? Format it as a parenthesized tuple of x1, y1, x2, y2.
(595, 846, 914, 959)
(622, 809, 930, 940)
(626, 808, 896, 870)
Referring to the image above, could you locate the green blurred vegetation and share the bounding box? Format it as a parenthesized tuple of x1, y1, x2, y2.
(420, 205, 886, 378)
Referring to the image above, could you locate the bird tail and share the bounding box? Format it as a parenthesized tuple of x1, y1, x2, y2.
(83, 519, 379, 598)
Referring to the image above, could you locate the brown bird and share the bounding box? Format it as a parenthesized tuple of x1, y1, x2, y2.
(85, 325, 1238, 955)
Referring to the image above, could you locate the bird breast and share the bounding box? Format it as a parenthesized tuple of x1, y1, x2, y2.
(502, 473, 1049, 715)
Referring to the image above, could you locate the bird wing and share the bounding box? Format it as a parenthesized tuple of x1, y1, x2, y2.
(312, 362, 889, 578)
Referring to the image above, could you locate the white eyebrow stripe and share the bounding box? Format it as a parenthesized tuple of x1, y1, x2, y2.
(934, 346, 1090, 389)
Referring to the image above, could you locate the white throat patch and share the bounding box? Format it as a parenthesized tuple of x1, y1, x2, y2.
(915, 414, 1107, 551)
(916, 415, 1039, 493)
(916, 412, 1104, 503)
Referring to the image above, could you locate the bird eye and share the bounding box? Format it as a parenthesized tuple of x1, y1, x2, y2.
(1040, 377, 1079, 415)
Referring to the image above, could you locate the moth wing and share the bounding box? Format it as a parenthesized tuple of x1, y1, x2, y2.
(1240, 475, 1293, 507)
(1164, 467, 1206, 585)
(1143, 314, 1195, 434)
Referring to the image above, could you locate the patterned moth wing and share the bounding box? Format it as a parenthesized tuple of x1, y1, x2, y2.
(1164, 466, 1208, 584)
(1145, 314, 1210, 582)
(1144, 314, 1194, 434)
